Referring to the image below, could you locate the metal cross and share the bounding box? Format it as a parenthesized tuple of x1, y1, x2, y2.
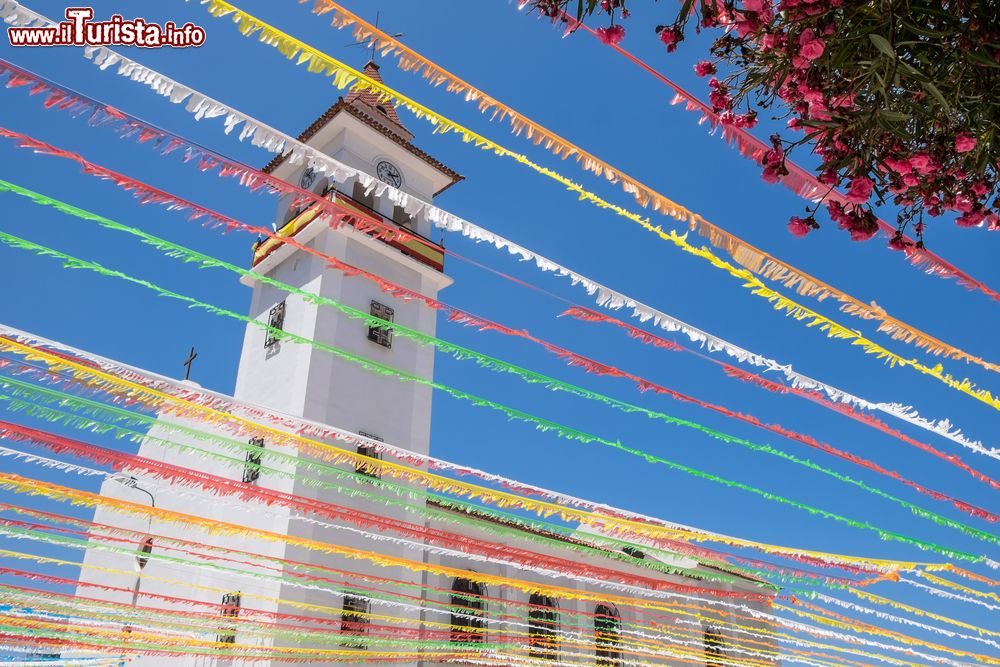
(182, 346, 198, 381)
(344, 11, 403, 61)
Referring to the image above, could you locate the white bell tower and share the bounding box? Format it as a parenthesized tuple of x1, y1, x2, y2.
(234, 60, 462, 450)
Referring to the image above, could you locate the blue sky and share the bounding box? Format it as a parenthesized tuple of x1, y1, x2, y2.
(0, 0, 997, 643)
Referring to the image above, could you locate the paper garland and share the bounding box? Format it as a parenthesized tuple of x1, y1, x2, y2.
(0, 327, 982, 578)
(4, 131, 997, 527)
(303, 0, 1000, 361)
(174, 0, 1000, 412)
(0, 230, 990, 565)
(0, 61, 993, 475)
(4, 179, 996, 543)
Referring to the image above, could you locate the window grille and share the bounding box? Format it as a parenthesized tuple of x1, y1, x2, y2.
(528, 594, 558, 660)
(341, 595, 370, 647)
(243, 436, 264, 484)
(367, 301, 394, 349)
(264, 301, 285, 348)
(595, 604, 622, 667)
(217, 592, 241, 644)
(450, 578, 487, 644)
(356, 432, 383, 479)
(705, 625, 725, 667)
(136, 537, 153, 571)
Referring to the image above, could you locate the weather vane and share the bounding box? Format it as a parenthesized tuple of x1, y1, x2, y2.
(344, 10, 403, 62)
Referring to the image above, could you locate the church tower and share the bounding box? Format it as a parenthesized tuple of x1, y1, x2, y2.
(236, 60, 462, 451)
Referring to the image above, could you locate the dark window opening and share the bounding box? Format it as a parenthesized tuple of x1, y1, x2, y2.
(136, 537, 153, 570)
(367, 301, 394, 349)
(356, 431, 383, 479)
(264, 301, 285, 349)
(705, 625, 725, 667)
(217, 591, 241, 644)
(392, 205, 414, 230)
(341, 595, 370, 647)
(595, 604, 622, 667)
(376, 104, 389, 116)
(352, 180, 376, 211)
(528, 593, 558, 660)
(451, 578, 487, 644)
(622, 546, 645, 560)
(243, 436, 264, 484)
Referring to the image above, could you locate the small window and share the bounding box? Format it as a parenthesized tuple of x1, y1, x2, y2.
(217, 592, 241, 644)
(341, 595, 370, 647)
(367, 301, 394, 349)
(352, 180, 376, 211)
(622, 546, 645, 560)
(528, 594, 558, 660)
(136, 537, 153, 570)
(243, 436, 264, 484)
(451, 578, 487, 644)
(356, 432, 383, 479)
(595, 604, 622, 667)
(705, 625, 725, 667)
(375, 104, 389, 116)
(264, 301, 285, 348)
(392, 205, 413, 230)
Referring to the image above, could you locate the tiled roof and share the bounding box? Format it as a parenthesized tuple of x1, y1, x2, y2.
(261, 62, 463, 196)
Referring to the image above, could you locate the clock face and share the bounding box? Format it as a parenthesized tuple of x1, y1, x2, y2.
(299, 167, 316, 189)
(376, 160, 402, 188)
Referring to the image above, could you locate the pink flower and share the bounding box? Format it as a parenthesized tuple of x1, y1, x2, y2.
(956, 209, 986, 227)
(595, 24, 625, 44)
(884, 157, 912, 174)
(902, 173, 919, 187)
(909, 153, 936, 175)
(845, 176, 873, 204)
(787, 216, 812, 237)
(955, 133, 977, 153)
(658, 26, 683, 52)
(743, 0, 765, 11)
(694, 60, 717, 77)
(798, 28, 825, 60)
(887, 234, 909, 250)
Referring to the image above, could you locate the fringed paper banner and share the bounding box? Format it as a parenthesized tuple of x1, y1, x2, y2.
(0, 420, 758, 597)
(842, 587, 1000, 638)
(0, 231, 989, 562)
(305, 0, 1000, 362)
(779, 599, 1000, 664)
(185, 0, 1000, 388)
(0, 65, 993, 470)
(561, 306, 1000, 473)
(899, 577, 1000, 612)
(915, 571, 1000, 601)
(0, 331, 972, 577)
(0, 473, 788, 616)
(5, 179, 996, 538)
(558, 12, 1000, 305)
(0, 548, 952, 667)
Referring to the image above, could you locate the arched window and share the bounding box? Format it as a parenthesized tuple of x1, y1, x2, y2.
(450, 578, 486, 644)
(595, 604, 622, 667)
(528, 593, 558, 660)
(136, 537, 153, 570)
(704, 625, 725, 667)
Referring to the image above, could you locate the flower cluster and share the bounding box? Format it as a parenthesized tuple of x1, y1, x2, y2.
(531, 0, 1000, 248)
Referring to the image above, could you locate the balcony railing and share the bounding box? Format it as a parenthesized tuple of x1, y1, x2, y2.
(252, 187, 445, 272)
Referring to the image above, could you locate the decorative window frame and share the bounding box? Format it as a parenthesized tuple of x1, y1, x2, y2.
(242, 436, 264, 484)
(217, 591, 241, 644)
(264, 301, 286, 349)
(356, 431, 384, 480)
(367, 300, 394, 349)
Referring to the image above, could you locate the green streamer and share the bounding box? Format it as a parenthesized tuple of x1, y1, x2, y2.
(0, 179, 994, 552)
(0, 209, 984, 563)
(0, 384, 762, 590)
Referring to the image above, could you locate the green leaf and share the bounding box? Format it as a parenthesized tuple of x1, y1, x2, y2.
(879, 110, 911, 122)
(920, 79, 951, 113)
(869, 34, 896, 59)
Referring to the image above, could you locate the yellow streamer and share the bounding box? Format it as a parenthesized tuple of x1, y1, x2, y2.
(193, 0, 1000, 413)
(0, 334, 937, 575)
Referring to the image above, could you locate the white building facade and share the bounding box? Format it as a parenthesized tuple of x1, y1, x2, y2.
(76, 62, 777, 666)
